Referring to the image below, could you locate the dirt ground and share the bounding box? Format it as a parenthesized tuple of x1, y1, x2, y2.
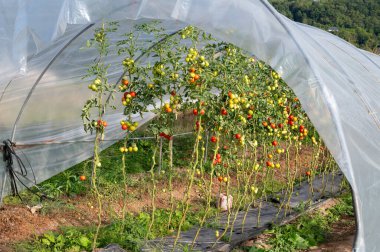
(0, 172, 220, 251)
(0, 145, 335, 251)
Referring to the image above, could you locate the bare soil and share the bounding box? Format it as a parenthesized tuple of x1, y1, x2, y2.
(0, 173, 218, 250)
(0, 145, 334, 251)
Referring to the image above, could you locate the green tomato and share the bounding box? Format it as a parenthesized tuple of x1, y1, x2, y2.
(94, 79, 101, 85)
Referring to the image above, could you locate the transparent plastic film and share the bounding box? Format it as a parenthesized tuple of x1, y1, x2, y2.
(0, 0, 379, 251)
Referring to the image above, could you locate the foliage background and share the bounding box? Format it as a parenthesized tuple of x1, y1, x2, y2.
(269, 0, 380, 51)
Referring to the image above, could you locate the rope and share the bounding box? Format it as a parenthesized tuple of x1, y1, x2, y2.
(1, 140, 52, 203)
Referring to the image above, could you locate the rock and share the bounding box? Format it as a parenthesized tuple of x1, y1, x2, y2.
(214, 244, 230, 252)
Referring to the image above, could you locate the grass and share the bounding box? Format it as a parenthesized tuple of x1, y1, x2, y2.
(14, 208, 201, 252)
(3, 131, 195, 205)
(237, 193, 354, 252)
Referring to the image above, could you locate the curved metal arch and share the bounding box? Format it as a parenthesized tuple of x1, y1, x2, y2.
(0, 80, 13, 104)
(9, 0, 149, 142)
(10, 23, 95, 142)
(9, 21, 185, 143)
(258, 0, 360, 249)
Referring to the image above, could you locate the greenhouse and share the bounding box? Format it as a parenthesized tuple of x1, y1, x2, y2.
(0, 0, 379, 251)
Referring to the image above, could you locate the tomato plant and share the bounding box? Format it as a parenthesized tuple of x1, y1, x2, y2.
(80, 20, 329, 250)
(81, 21, 119, 250)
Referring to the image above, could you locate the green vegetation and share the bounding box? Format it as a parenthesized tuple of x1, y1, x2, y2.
(14, 208, 208, 252)
(239, 193, 354, 252)
(8, 135, 212, 252)
(3, 133, 194, 204)
(270, 0, 380, 51)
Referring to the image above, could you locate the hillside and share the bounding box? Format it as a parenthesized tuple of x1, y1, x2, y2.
(270, 0, 380, 52)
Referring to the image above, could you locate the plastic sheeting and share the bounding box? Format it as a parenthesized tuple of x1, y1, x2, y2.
(0, 0, 379, 251)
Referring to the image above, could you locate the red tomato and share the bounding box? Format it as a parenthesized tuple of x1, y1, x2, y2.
(79, 175, 86, 181)
(210, 136, 217, 143)
(272, 140, 278, 146)
(193, 109, 198, 115)
(235, 134, 241, 140)
(121, 124, 128, 130)
(221, 108, 228, 116)
(130, 91, 136, 97)
(299, 125, 305, 133)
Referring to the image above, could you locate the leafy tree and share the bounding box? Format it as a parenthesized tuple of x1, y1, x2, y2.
(270, 0, 380, 52)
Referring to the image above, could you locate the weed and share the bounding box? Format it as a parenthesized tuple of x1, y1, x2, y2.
(242, 193, 354, 252)
(266, 212, 328, 251)
(15, 207, 206, 252)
